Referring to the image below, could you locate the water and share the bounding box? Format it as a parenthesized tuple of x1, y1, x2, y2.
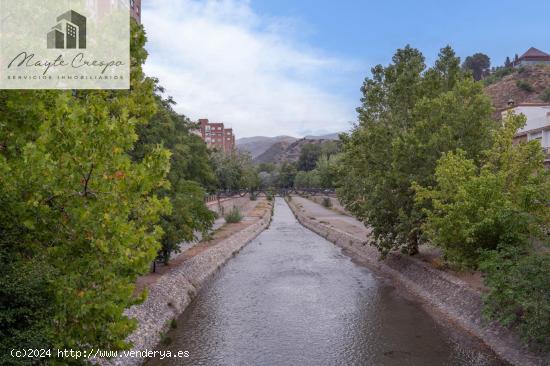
(147, 198, 505, 366)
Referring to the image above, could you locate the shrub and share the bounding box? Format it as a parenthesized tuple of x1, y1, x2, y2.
(483, 67, 516, 86)
(224, 206, 243, 223)
(516, 79, 534, 92)
(322, 197, 332, 208)
(415, 113, 549, 269)
(540, 88, 550, 102)
(169, 319, 177, 329)
(480, 247, 550, 350)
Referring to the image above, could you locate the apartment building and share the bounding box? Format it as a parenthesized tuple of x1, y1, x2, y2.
(504, 103, 550, 166)
(199, 119, 236, 153)
(130, 0, 141, 23)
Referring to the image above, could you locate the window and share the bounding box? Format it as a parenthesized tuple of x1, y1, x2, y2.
(529, 131, 542, 143)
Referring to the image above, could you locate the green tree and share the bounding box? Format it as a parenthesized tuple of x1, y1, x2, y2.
(210, 150, 257, 192)
(415, 113, 549, 268)
(338, 46, 495, 256)
(278, 161, 298, 188)
(462, 53, 491, 81)
(132, 96, 216, 263)
(504, 56, 513, 69)
(294, 170, 321, 189)
(298, 143, 322, 171)
(315, 154, 340, 189)
(0, 21, 170, 362)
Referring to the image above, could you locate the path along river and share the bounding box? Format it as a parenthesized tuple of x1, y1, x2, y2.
(147, 198, 504, 366)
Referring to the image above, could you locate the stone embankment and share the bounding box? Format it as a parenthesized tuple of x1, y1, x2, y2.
(286, 195, 548, 366)
(101, 199, 272, 366)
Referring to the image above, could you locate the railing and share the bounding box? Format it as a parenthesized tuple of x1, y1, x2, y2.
(204, 188, 336, 203)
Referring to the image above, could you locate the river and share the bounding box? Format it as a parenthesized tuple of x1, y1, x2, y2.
(147, 198, 504, 366)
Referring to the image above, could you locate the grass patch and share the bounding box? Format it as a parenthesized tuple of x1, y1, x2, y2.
(516, 79, 534, 92)
(224, 206, 243, 223)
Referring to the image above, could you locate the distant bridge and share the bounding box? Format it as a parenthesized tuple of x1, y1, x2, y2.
(205, 188, 335, 202)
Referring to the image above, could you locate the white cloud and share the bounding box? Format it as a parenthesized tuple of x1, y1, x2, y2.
(142, 0, 358, 138)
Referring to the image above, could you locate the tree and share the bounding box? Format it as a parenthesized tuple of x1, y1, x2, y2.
(462, 53, 491, 81)
(504, 56, 513, 69)
(415, 113, 549, 348)
(298, 143, 322, 171)
(277, 161, 298, 188)
(0, 20, 170, 361)
(210, 150, 258, 192)
(315, 154, 340, 189)
(415, 113, 549, 268)
(132, 96, 216, 264)
(338, 46, 495, 256)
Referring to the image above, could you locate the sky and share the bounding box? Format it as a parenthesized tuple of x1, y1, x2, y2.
(142, 0, 550, 138)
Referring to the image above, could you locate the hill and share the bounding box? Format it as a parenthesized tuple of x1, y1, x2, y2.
(253, 138, 331, 164)
(485, 65, 550, 112)
(237, 133, 341, 160)
(236, 136, 297, 159)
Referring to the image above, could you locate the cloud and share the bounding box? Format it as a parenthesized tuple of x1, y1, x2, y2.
(142, 0, 358, 138)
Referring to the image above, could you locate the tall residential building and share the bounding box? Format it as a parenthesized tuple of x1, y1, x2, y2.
(130, 0, 141, 23)
(199, 119, 236, 153)
(85, 0, 140, 23)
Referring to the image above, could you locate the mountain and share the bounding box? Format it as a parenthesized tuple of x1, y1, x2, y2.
(304, 133, 340, 140)
(237, 132, 342, 159)
(236, 136, 297, 159)
(485, 64, 550, 112)
(254, 138, 333, 164)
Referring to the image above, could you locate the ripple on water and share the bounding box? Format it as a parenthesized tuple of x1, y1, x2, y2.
(146, 198, 506, 366)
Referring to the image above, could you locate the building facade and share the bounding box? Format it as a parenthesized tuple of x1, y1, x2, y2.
(504, 103, 550, 166)
(514, 47, 550, 67)
(130, 0, 141, 23)
(199, 119, 236, 153)
(83, 0, 140, 23)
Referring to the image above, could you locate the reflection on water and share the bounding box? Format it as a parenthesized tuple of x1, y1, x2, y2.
(147, 198, 505, 366)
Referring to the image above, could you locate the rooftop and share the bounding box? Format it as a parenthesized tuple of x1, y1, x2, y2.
(519, 47, 550, 60)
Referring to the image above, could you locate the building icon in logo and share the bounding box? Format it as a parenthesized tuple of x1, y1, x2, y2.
(47, 10, 86, 49)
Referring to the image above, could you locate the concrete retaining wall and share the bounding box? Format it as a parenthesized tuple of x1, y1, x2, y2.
(101, 202, 272, 366)
(286, 198, 547, 366)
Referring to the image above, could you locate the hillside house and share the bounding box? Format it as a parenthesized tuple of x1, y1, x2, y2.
(503, 103, 550, 166)
(514, 47, 550, 67)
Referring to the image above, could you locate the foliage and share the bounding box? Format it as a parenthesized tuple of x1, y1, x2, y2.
(415, 113, 549, 268)
(541, 88, 550, 102)
(483, 66, 516, 86)
(297, 143, 322, 171)
(462, 52, 491, 81)
(210, 150, 258, 191)
(132, 92, 215, 264)
(315, 154, 341, 189)
(322, 197, 332, 208)
(0, 20, 170, 360)
(480, 247, 550, 350)
(294, 170, 321, 189)
(224, 206, 243, 223)
(516, 79, 534, 93)
(277, 161, 298, 188)
(338, 45, 495, 256)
